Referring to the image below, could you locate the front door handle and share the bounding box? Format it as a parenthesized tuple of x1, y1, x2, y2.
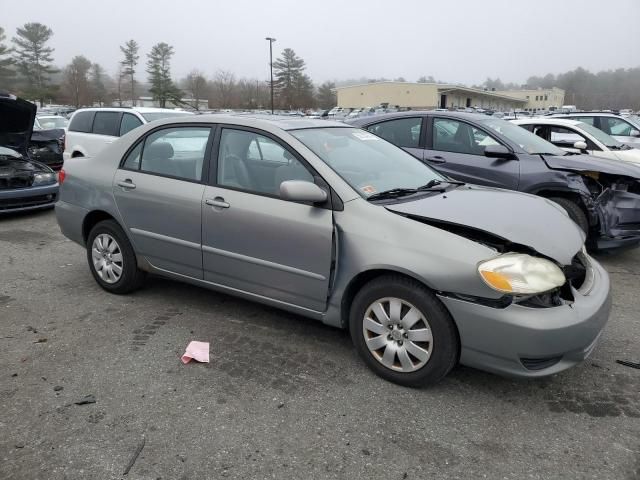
(205, 197, 230, 209)
(117, 179, 136, 189)
(425, 155, 446, 163)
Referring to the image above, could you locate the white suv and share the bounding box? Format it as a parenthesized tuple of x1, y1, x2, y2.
(64, 107, 193, 160)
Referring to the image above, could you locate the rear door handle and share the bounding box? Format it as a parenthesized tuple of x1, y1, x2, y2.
(425, 155, 446, 163)
(205, 197, 230, 209)
(117, 179, 136, 189)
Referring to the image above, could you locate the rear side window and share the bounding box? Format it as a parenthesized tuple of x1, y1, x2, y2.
(120, 113, 143, 136)
(367, 117, 422, 148)
(92, 112, 121, 136)
(68, 111, 95, 133)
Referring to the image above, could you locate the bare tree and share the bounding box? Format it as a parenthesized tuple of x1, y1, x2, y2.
(184, 69, 207, 110)
(212, 70, 236, 108)
(62, 55, 92, 107)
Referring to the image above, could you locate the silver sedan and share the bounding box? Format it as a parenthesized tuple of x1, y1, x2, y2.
(55, 115, 611, 387)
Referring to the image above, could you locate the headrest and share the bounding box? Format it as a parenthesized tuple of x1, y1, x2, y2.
(146, 141, 174, 159)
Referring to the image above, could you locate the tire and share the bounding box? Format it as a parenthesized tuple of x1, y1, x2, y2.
(349, 275, 459, 387)
(549, 197, 589, 233)
(86, 219, 145, 294)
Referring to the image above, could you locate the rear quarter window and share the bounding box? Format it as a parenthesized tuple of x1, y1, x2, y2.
(68, 111, 95, 133)
(92, 112, 121, 136)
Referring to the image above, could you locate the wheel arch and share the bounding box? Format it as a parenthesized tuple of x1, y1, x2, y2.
(82, 210, 118, 244)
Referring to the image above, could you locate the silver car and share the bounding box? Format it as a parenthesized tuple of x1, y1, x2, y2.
(55, 115, 611, 387)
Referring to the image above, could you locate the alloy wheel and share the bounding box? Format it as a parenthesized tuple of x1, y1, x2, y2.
(91, 233, 124, 284)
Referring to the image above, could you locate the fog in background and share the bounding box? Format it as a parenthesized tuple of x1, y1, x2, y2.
(2, 0, 639, 84)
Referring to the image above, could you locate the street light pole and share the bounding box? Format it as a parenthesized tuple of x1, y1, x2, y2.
(265, 37, 276, 114)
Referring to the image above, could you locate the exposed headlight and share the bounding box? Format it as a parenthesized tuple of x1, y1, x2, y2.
(32, 172, 56, 185)
(478, 253, 566, 295)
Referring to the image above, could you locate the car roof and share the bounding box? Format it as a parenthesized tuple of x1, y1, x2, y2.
(552, 112, 623, 117)
(72, 106, 193, 114)
(347, 110, 491, 125)
(140, 113, 349, 131)
(512, 118, 583, 126)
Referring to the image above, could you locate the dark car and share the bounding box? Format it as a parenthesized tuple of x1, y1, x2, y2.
(0, 93, 59, 213)
(348, 111, 640, 250)
(29, 126, 65, 171)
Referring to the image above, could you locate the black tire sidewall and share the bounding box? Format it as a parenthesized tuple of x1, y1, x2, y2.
(349, 276, 459, 387)
(86, 220, 142, 294)
(549, 197, 589, 233)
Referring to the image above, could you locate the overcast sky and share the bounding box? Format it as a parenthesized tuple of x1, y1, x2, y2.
(2, 0, 639, 85)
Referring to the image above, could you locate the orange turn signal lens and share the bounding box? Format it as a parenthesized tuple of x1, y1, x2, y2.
(479, 270, 513, 292)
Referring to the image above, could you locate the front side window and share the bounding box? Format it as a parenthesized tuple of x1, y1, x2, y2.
(479, 117, 565, 156)
(92, 112, 121, 136)
(432, 118, 498, 155)
(290, 127, 443, 198)
(603, 117, 634, 136)
(366, 117, 422, 148)
(549, 126, 586, 145)
(120, 113, 143, 136)
(139, 127, 211, 181)
(218, 128, 313, 196)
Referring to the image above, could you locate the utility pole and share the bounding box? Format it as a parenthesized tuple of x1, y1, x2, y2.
(265, 37, 276, 114)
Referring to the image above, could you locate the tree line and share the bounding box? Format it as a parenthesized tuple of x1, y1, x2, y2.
(0, 22, 337, 110)
(1, 22, 638, 111)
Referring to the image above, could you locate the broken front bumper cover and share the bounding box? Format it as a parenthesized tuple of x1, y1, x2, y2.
(590, 188, 640, 250)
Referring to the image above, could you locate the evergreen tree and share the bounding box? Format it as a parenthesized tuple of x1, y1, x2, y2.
(273, 48, 313, 109)
(12, 22, 56, 104)
(316, 81, 336, 108)
(91, 63, 108, 106)
(120, 39, 139, 105)
(146, 42, 181, 108)
(62, 55, 92, 107)
(0, 27, 15, 88)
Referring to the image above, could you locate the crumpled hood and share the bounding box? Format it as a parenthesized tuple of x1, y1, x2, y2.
(0, 93, 37, 156)
(0, 147, 49, 173)
(542, 153, 640, 178)
(385, 186, 585, 265)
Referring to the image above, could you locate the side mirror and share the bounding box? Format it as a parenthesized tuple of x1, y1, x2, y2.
(573, 141, 588, 150)
(630, 129, 640, 138)
(279, 180, 328, 203)
(484, 144, 516, 160)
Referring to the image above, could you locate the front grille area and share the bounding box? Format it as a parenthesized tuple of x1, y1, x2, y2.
(0, 193, 57, 210)
(521, 356, 562, 371)
(0, 174, 33, 189)
(564, 253, 588, 291)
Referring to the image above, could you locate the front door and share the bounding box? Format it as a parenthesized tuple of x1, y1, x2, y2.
(202, 127, 334, 312)
(113, 125, 213, 278)
(424, 117, 520, 190)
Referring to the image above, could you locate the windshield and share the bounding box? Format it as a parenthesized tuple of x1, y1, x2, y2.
(38, 117, 69, 129)
(141, 111, 194, 122)
(479, 117, 566, 156)
(576, 122, 623, 148)
(290, 127, 444, 198)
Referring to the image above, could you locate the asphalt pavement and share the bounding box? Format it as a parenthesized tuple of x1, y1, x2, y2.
(1, 209, 639, 480)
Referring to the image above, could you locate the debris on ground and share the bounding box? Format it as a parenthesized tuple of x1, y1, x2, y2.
(53, 386, 63, 392)
(26, 326, 37, 333)
(74, 395, 96, 405)
(14, 442, 25, 449)
(33, 338, 47, 344)
(123, 437, 146, 475)
(616, 360, 640, 370)
(181, 341, 209, 364)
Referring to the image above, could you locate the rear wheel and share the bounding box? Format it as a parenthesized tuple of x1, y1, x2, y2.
(86, 220, 145, 294)
(549, 197, 589, 233)
(349, 275, 458, 387)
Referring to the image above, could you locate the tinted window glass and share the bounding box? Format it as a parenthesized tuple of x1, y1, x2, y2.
(367, 117, 422, 148)
(119, 113, 143, 136)
(572, 116, 595, 126)
(218, 129, 313, 196)
(433, 118, 500, 156)
(69, 111, 95, 133)
(92, 112, 121, 136)
(140, 127, 211, 181)
(122, 143, 142, 170)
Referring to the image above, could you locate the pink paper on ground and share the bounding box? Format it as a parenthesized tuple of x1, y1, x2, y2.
(181, 341, 210, 364)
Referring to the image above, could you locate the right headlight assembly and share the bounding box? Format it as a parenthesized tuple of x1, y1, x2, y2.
(478, 253, 566, 295)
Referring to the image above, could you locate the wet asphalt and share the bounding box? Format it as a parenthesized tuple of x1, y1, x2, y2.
(0, 209, 639, 480)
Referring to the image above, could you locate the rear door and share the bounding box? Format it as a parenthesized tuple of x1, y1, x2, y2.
(113, 125, 213, 278)
(88, 111, 122, 157)
(423, 116, 520, 190)
(201, 126, 334, 312)
(364, 117, 425, 159)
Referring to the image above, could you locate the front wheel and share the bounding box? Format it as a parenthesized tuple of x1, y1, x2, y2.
(86, 220, 145, 294)
(549, 197, 589, 233)
(349, 275, 459, 387)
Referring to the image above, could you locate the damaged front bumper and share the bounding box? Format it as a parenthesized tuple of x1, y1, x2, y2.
(592, 188, 640, 249)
